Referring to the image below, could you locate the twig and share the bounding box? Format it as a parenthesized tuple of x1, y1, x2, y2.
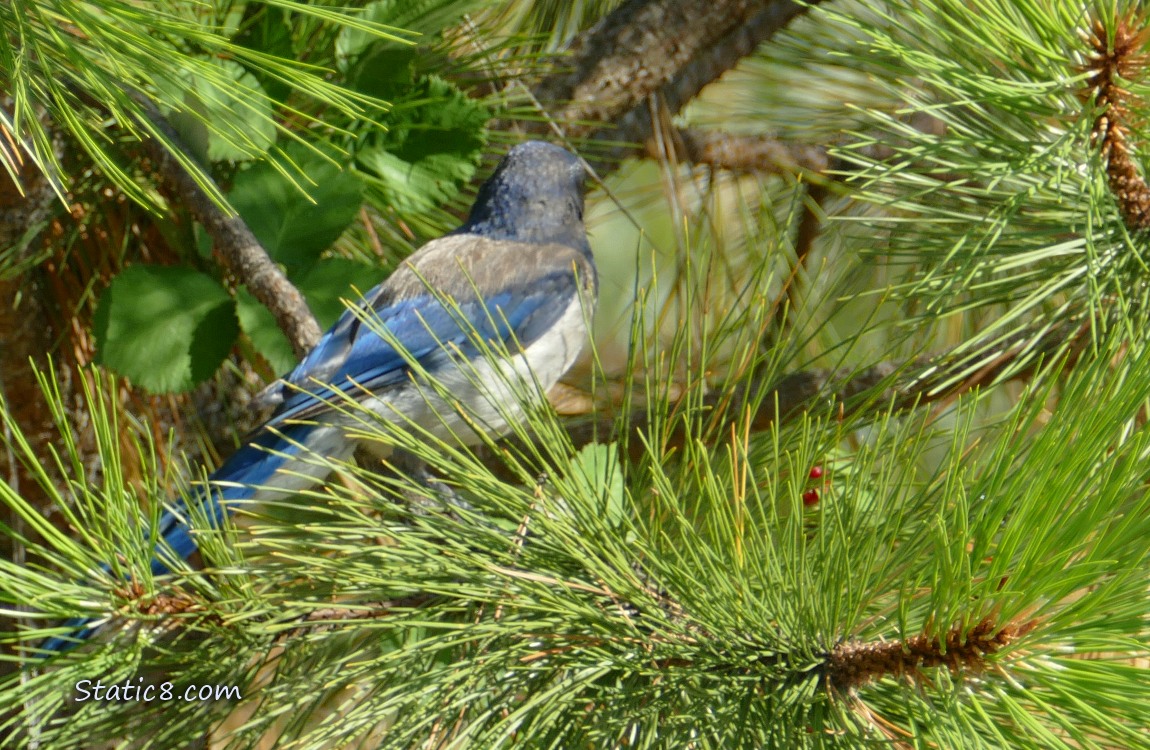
(651, 129, 830, 175)
(273, 593, 438, 643)
(771, 180, 830, 332)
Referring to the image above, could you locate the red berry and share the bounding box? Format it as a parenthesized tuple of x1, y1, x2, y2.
(802, 488, 820, 506)
(808, 465, 824, 480)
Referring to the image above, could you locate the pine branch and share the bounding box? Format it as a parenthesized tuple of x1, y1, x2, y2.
(1084, 12, 1150, 232)
(824, 617, 1038, 692)
(529, 0, 823, 158)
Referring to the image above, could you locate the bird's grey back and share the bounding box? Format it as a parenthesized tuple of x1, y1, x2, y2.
(384, 234, 593, 304)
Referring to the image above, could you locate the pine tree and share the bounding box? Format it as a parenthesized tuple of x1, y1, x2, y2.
(0, 0, 1147, 747)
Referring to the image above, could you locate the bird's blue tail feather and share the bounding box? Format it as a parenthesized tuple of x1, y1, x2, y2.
(37, 427, 313, 654)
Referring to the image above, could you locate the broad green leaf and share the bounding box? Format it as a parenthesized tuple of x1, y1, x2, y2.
(235, 287, 297, 375)
(345, 45, 419, 100)
(296, 257, 388, 328)
(93, 265, 239, 393)
(160, 58, 277, 163)
(567, 442, 627, 528)
(229, 146, 365, 271)
(357, 75, 487, 213)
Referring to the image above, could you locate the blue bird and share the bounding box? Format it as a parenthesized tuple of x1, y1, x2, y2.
(41, 141, 596, 652)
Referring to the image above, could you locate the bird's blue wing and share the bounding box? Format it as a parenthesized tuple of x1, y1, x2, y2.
(266, 269, 578, 427)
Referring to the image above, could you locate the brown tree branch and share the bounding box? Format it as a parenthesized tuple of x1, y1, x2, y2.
(523, 0, 827, 178)
(532, 0, 821, 141)
(134, 101, 322, 358)
(606, 0, 825, 148)
(519, 0, 953, 184)
(533, 0, 767, 134)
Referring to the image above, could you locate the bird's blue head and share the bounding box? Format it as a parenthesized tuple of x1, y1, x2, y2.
(458, 141, 589, 255)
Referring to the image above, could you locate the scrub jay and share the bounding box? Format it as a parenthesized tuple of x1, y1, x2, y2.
(41, 141, 596, 652)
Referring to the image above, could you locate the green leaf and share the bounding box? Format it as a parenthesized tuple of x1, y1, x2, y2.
(357, 76, 487, 213)
(159, 58, 277, 163)
(235, 287, 297, 375)
(345, 45, 419, 99)
(228, 146, 365, 271)
(296, 257, 388, 328)
(93, 265, 239, 393)
(567, 442, 627, 528)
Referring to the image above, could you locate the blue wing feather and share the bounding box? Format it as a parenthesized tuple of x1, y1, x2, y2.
(266, 278, 570, 426)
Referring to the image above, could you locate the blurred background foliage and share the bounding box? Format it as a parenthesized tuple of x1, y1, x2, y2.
(1, 0, 1149, 747)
